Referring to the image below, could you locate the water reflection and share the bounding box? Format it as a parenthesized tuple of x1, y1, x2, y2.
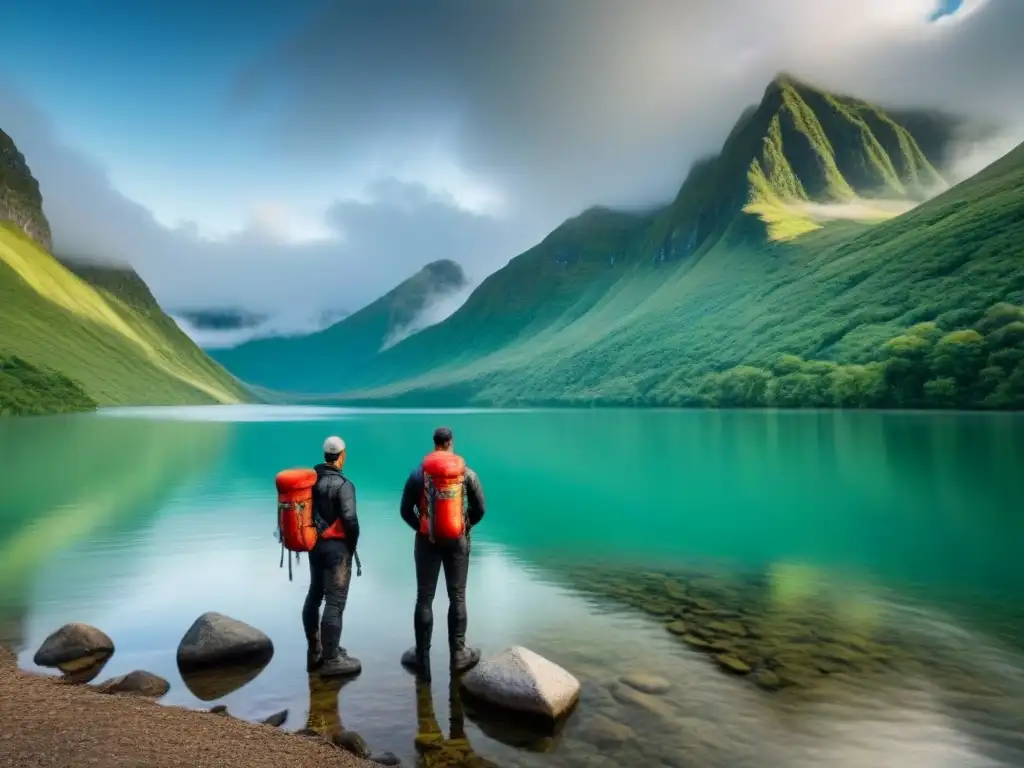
(180, 651, 274, 701)
(57, 650, 113, 684)
(415, 674, 500, 768)
(304, 671, 357, 740)
(0, 413, 228, 654)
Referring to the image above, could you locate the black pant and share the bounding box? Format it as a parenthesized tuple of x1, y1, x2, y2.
(414, 533, 470, 652)
(302, 539, 352, 659)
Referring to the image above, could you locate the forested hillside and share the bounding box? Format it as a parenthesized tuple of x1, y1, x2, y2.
(249, 76, 1021, 410)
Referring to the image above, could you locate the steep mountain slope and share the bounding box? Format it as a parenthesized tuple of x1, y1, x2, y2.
(0, 127, 250, 414)
(212, 258, 469, 393)
(1, 130, 51, 251)
(0, 226, 250, 412)
(286, 76, 1022, 409)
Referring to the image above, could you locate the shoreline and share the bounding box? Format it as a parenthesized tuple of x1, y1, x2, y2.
(0, 647, 382, 767)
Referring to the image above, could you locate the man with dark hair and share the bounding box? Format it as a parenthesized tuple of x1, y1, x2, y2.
(399, 426, 486, 681)
(304, 435, 361, 677)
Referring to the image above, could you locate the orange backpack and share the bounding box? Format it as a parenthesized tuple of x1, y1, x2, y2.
(276, 468, 318, 580)
(420, 451, 468, 541)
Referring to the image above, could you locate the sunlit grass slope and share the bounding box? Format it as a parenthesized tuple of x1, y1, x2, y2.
(211, 258, 468, 393)
(0, 224, 248, 411)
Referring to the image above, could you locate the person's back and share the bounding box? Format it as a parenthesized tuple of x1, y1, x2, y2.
(303, 435, 361, 678)
(399, 427, 486, 681)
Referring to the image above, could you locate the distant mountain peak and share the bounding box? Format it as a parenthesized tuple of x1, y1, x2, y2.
(646, 73, 961, 258)
(766, 71, 812, 92)
(419, 259, 467, 287)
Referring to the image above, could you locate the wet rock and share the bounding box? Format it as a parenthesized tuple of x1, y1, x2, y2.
(97, 670, 170, 698)
(370, 751, 402, 766)
(663, 579, 687, 598)
(665, 620, 688, 636)
(462, 646, 580, 720)
(208, 704, 229, 715)
(707, 620, 747, 637)
(817, 643, 862, 664)
(261, 709, 288, 727)
(681, 634, 713, 650)
(176, 611, 273, 671)
(609, 683, 678, 721)
(33, 623, 114, 668)
(619, 673, 671, 695)
(333, 729, 371, 757)
(753, 669, 782, 691)
(584, 713, 636, 746)
(715, 654, 751, 675)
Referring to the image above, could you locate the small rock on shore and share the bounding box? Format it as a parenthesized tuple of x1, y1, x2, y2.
(96, 670, 170, 698)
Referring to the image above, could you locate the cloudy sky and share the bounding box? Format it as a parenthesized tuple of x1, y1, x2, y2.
(1, 0, 1021, 323)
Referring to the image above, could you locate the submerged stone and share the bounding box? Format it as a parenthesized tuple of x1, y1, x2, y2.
(619, 673, 671, 695)
(753, 669, 782, 691)
(715, 654, 751, 675)
(585, 713, 637, 746)
(665, 620, 688, 636)
(707, 620, 747, 637)
(681, 634, 713, 649)
(609, 683, 679, 721)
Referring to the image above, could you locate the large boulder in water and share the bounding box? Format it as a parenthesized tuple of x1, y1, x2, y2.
(33, 622, 114, 668)
(176, 612, 273, 671)
(461, 646, 580, 720)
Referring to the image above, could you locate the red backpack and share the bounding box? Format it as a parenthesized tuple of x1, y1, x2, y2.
(274, 468, 363, 581)
(276, 468, 318, 580)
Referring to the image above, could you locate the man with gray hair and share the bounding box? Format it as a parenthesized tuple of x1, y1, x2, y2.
(304, 435, 361, 677)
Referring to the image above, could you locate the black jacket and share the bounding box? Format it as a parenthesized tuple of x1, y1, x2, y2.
(400, 462, 486, 535)
(313, 463, 359, 551)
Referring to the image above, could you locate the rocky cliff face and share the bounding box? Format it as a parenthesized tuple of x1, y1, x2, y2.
(0, 129, 52, 251)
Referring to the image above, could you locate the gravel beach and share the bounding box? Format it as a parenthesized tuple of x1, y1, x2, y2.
(0, 647, 382, 768)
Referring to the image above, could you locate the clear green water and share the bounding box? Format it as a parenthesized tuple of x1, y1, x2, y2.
(2, 406, 1024, 767)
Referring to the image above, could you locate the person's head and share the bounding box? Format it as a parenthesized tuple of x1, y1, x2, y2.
(432, 426, 453, 452)
(322, 435, 347, 468)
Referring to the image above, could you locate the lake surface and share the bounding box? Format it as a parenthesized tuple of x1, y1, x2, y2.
(2, 406, 1024, 767)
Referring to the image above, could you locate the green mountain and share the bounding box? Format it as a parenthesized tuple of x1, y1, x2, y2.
(221, 74, 1022, 411)
(211, 258, 468, 393)
(0, 130, 250, 415)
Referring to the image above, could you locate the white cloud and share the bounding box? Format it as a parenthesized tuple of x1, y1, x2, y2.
(1, 0, 1020, 323)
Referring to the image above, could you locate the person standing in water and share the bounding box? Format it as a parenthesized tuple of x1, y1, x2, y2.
(400, 427, 486, 681)
(304, 435, 361, 677)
